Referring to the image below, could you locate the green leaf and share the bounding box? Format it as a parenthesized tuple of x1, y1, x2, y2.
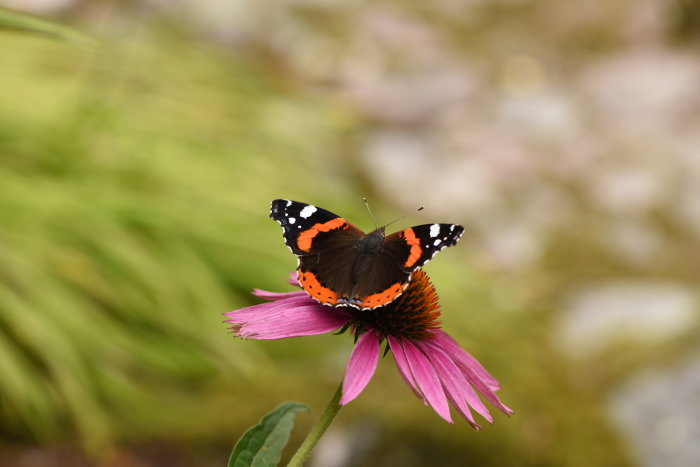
(229, 402, 309, 467)
(0, 6, 96, 44)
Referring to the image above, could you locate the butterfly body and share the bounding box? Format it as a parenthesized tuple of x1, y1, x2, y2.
(270, 199, 464, 310)
(351, 227, 385, 276)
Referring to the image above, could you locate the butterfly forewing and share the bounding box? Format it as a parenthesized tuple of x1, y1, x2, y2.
(270, 199, 358, 256)
(384, 223, 464, 271)
(271, 199, 365, 306)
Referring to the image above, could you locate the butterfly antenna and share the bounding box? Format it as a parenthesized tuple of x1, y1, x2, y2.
(383, 205, 424, 230)
(363, 197, 378, 229)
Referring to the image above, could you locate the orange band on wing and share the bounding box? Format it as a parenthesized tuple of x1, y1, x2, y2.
(296, 218, 348, 252)
(298, 270, 339, 305)
(402, 228, 422, 268)
(359, 282, 406, 308)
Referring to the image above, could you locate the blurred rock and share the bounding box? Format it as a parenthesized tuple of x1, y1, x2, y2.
(606, 218, 663, 265)
(589, 165, 666, 216)
(343, 67, 475, 125)
(579, 49, 700, 134)
(678, 183, 700, 239)
(495, 91, 581, 140)
(178, 0, 273, 42)
(620, 0, 671, 45)
(310, 423, 380, 467)
(361, 129, 501, 217)
(556, 282, 698, 357)
(340, 8, 474, 125)
(480, 219, 544, 270)
(610, 352, 700, 467)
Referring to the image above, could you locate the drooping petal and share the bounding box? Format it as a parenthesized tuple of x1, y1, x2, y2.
(432, 331, 513, 415)
(251, 289, 307, 301)
(423, 340, 492, 427)
(402, 340, 452, 423)
(387, 336, 425, 402)
(226, 297, 351, 340)
(340, 330, 380, 405)
(287, 271, 300, 286)
(226, 298, 318, 327)
(434, 330, 502, 391)
(227, 296, 310, 317)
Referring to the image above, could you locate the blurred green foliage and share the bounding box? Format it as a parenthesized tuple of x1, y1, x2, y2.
(0, 6, 95, 44)
(0, 24, 352, 451)
(0, 10, 637, 467)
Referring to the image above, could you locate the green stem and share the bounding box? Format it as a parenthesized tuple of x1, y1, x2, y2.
(287, 383, 343, 467)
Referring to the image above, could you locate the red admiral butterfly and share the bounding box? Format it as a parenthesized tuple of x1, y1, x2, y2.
(270, 199, 464, 310)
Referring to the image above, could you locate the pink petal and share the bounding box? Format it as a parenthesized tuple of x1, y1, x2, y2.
(434, 330, 501, 391)
(225, 297, 313, 320)
(432, 331, 513, 415)
(287, 271, 300, 286)
(423, 341, 492, 427)
(226, 298, 351, 340)
(387, 336, 425, 402)
(402, 340, 453, 423)
(417, 341, 477, 426)
(340, 330, 380, 405)
(251, 289, 307, 301)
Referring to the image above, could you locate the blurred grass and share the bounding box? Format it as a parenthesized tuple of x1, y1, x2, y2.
(0, 6, 96, 44)
(0, 24, 355, 452)
(0, 10, 639, 467)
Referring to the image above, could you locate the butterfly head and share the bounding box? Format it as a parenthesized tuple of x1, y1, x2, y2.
(358, 227, 386, 253)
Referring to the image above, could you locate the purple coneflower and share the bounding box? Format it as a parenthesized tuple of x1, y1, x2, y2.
(225, 270, 512, 429)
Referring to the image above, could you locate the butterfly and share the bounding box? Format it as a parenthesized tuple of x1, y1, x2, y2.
(269, 199, 464, 310)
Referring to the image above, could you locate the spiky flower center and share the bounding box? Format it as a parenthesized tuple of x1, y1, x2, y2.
(349, 270, 441, 341)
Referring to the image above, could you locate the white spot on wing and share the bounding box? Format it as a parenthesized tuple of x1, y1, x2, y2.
(433, 239, 442, 246)
(286, 200, 292, 207)
(300, 205, 317, 219)
(289, 217, 296, 224)
(430, 224, 440, 237)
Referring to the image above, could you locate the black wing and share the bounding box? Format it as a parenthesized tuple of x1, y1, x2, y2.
(383, 223, 464, 271)
(270, 199, 366, 307)
(270, 199, 362, 255)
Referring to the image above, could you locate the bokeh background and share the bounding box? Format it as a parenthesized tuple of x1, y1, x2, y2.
(1, 1, 699, 466)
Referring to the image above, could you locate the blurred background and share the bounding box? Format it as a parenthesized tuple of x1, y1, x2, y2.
(1, 0, 699, 466)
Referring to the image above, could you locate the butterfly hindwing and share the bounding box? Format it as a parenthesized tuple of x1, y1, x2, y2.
(340, 246, 412, 309)
(296, 222, 366, 307)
